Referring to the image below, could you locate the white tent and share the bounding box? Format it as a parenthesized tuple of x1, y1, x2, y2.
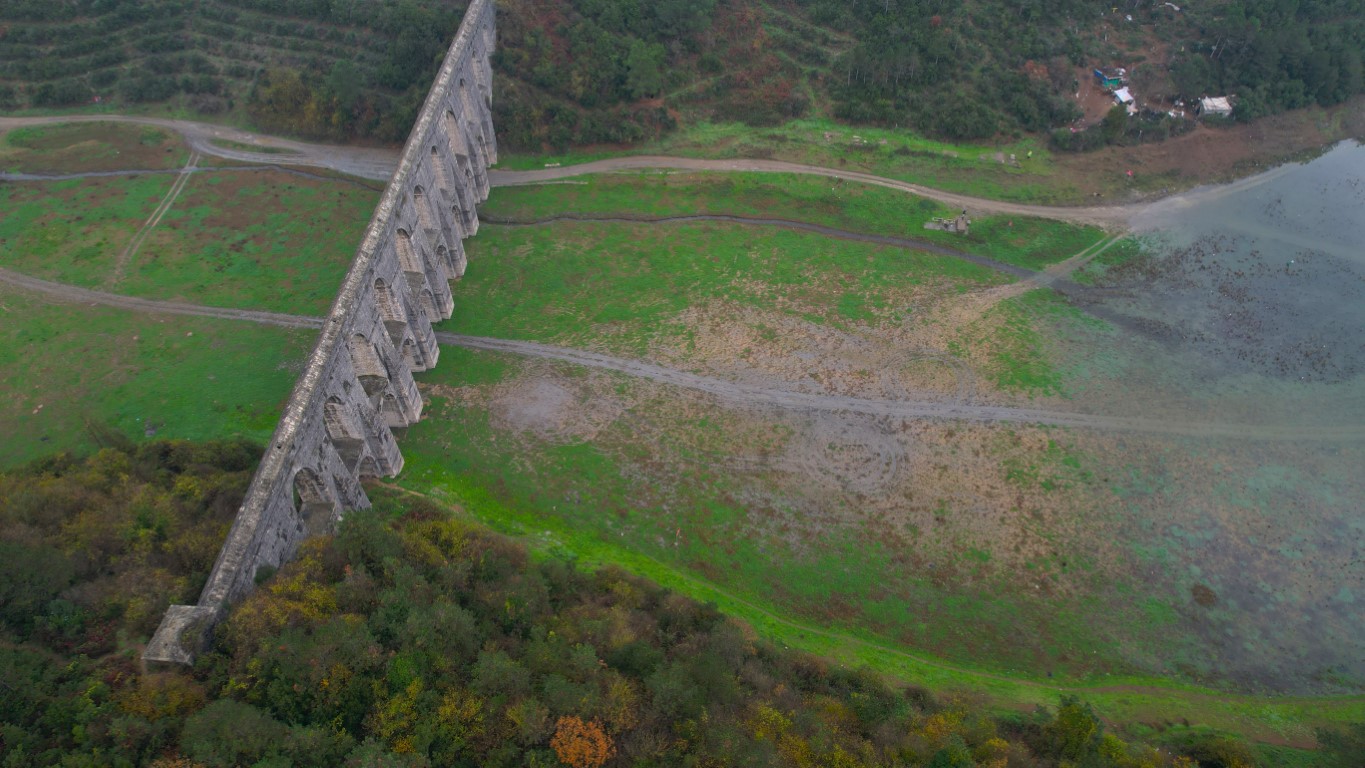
(1113, 87, 1134, 104)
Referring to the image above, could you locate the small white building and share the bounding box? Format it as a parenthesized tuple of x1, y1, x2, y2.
(1197, 96, 1233, 117)
(1113, 87, 1138, 115)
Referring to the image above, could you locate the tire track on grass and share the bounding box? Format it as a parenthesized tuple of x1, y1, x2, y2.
(4, 267, 1357, 442)
(109, 150, 199, 286)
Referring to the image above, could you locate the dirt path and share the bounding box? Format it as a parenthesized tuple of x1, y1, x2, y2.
(0, 114, 1303, 229)
(0, 266, 324, 330)
(489, 156, 1136, 228)
(4, 266, 1359, 442)
(0, 115, 401, 181)
(0, 164, 381, 189)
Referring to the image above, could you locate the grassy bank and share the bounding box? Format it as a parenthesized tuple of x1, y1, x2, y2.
(393, 344, 1365, 755)
(122, 170, 377, 313)
(0, 175, 173, 287)
(0, 122, 187, 174)
(445, 218, 1009, 354)
(483, 170, 1107, 271)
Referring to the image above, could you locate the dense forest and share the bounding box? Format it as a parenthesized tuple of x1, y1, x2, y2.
(6, 440, 1362, 766)
(0, 0, 1360, 149)
(801, 0, 1363, 139)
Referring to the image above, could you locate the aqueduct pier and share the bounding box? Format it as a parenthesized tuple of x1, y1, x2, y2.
(145, 0, 498, 664)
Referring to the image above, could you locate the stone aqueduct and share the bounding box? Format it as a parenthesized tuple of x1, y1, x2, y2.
(146, 0, 498, 664)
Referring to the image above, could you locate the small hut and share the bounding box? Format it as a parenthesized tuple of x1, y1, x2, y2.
(1196, 96, 1233, 117)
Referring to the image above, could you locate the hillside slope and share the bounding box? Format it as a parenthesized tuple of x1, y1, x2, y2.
(1, 0, 1360, 150)
(7, 441, 1355, 766)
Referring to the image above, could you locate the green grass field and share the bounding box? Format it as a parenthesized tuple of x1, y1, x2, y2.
(392, 348, 1365, 754)
(400, 351, 1112, 672)
(483, 171, 1107, 272)
(947, 287, 1114, 396)
(0, 175, 173, 287)
(495, 118, 1079, 204)
(445, 219, 1009, 354)
(0, 122, 188, 173)
(0, 285, 313, 468)
(122, 170, 378, 313)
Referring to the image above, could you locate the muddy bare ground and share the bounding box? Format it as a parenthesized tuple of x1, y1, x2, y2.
(451, 145, 1365, 693)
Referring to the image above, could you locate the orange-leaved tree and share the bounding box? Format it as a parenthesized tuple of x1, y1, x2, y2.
(550, 716, 614, 768)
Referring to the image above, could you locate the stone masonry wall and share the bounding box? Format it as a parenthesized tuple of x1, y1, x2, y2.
(144, 0, 497, 665)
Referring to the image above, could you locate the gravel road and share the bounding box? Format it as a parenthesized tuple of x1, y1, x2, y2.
(3, 266, 1357, 442)
(0, 114, 1298, 228)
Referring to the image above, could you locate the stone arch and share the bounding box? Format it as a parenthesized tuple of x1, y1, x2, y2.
(323, 397, 366, 471)
(395, 229, 424, 274)
(348, 334, 388, 397)
(419, 288, 439, 320)
(443, 241, 467, 278)
(400, 338, 419, 370)
(380, 392, 406, 424)
(292, 467, 335, 535)
(438, 244, 462, 278)
(373, 278, 408, 347)
(431, 145, 455, 194)
(442, 109, 460, 148)
(458, 82, 483, 138)
(357, 456, 381, 479)
(442, 109, 472, 166)
(412, 186, 441, 244)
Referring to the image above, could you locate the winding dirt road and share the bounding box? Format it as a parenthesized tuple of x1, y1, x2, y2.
(3, 266, 1358, 442)
(0, 114, 401, 181)
(0, 114, 1299, 229)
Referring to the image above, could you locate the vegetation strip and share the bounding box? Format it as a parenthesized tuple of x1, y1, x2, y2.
(0, 164, 380, 188)
(481, 213, 1036, 278)
(487, 157, 1131, 226)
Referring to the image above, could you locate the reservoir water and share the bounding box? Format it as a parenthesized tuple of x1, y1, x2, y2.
(1053, 141, 1364, 691)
